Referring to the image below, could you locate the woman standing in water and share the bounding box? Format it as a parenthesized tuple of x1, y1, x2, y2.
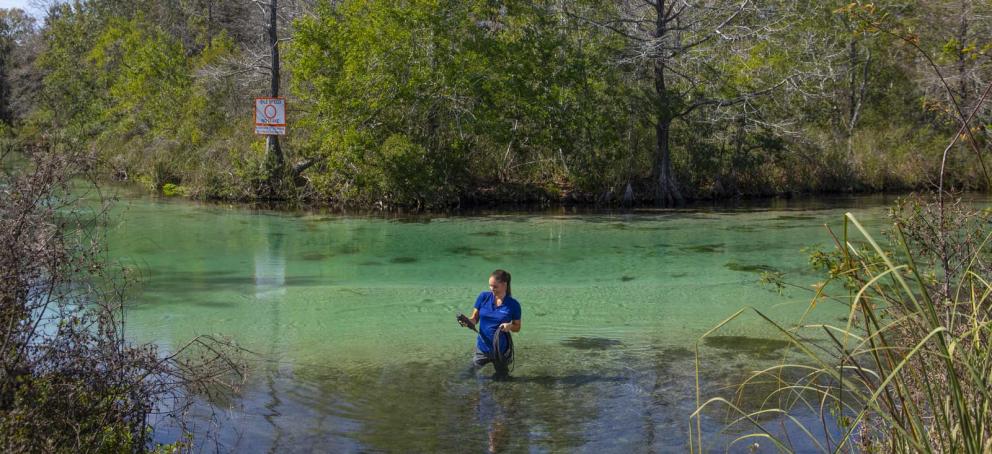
(465, 269, 521, 376)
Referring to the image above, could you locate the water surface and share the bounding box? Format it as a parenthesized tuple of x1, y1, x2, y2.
(105, 194, 901, 452)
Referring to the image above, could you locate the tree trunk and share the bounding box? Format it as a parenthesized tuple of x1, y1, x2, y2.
(846, 39, 857, 157)
(654, 116, 682, 205)
(265, 0, 284, 196)
(652, 0, 682, 206)
(956, 2, 969, 109)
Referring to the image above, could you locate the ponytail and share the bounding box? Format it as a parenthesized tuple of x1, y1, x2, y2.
(491, 269, 511, 295)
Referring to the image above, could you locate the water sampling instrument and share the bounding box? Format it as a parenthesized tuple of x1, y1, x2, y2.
(456, 313, 477, 332)
(457, 313, 514, 372)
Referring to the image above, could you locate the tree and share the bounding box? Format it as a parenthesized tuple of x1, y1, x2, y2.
(576, 0, 810, 204)
(290, 0, 636, 206)
(0, 8, 36, 125)
(263, 0, 284, 197)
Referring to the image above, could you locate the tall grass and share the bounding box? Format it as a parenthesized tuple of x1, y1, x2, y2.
(690, 199, 992, 452)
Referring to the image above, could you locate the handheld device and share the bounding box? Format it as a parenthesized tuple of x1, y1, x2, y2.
(456, 313, 477, 333)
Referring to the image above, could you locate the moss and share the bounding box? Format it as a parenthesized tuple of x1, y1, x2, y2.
(135, 174, 155, 192)
(161, 183, 188, 197)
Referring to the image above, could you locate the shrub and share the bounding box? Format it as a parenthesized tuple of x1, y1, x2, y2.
(0, 148, 243, 452)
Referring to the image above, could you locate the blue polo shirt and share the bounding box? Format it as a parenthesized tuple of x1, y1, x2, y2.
(474, 291, 521, 354)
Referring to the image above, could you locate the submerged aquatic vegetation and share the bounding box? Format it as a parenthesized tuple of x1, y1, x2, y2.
(561, 337, 623, 350)
(682, 243, 726, 254)
(702, 336, 789, 359)
(724, 262, 778, 274)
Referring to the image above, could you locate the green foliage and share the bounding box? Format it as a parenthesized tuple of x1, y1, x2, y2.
(0, 373, 142, 452)
(290, 0, 636, 206)
(12, 0, 992, 206)
(373, 134, 435, 206)
(161, 182, 187, 197)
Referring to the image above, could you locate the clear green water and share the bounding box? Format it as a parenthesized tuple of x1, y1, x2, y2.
(105, 193, 901, 452)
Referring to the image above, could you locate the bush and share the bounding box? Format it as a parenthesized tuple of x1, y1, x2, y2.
(0, 148, 243, 452)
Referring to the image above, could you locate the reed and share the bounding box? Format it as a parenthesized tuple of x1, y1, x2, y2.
(690, 195, 992, 452)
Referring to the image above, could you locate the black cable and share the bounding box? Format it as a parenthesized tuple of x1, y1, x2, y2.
(458, 313, 515, 374)
(491, 329, 514, 374)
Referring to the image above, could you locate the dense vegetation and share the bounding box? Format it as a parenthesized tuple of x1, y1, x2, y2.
(0, 147, 244, 451)
(0, 0, 989, 208)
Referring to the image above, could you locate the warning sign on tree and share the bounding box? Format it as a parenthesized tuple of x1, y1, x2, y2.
(255, 97, 287, 135)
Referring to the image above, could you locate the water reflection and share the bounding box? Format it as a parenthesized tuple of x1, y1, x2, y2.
(257, 222, 286, 452)
(254, 222, 287, 299)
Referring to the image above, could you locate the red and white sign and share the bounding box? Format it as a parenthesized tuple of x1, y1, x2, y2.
(255, 97, 287, 135)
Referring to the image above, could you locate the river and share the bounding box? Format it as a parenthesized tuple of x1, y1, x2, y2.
(101, 191, 900, 452)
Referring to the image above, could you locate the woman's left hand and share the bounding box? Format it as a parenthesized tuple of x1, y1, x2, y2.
(500, 323, 513, 332)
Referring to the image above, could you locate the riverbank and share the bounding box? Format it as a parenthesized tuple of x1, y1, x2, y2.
(108, 170, 941, 215)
